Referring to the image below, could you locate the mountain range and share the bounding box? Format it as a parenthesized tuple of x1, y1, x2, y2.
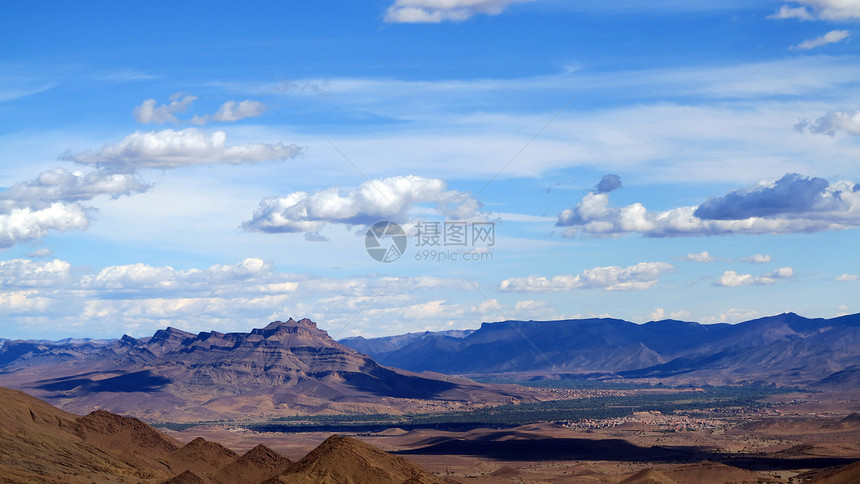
(340, 312, 860, 387)
(0, 318, 536, 421)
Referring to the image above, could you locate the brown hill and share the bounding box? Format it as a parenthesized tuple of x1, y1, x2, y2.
(74, 408, 181, 475)
(808, 460, 860, 484)
(162, 469, 209, 484)
(0, 385, 447, 484)
(214, 444, 292, 484)
(661, 461, 776, 484)
(75, 408, 180, 456)
(0, 318, 539, 421)
(266, 434, 448, 484)
(0, 386, 173, 482)
(166, 436, 239, 478)
(621, 468, 677, 484)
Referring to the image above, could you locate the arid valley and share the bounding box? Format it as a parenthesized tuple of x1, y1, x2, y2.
(2, 315, 860, 483)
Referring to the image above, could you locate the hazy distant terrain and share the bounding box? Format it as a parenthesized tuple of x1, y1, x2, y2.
(0, 318, 537, 421)
(341, 312, 860, 387)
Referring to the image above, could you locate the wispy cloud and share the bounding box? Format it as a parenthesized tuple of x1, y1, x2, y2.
(498, 262, 674, 292)
(384, 0, 532, 23)
(791, 30, 851, 50)
(62, 128, 300, 170)
(741, 254, 771, 264)
(192, 100, 267, 125)
(770, 1, 860, 21)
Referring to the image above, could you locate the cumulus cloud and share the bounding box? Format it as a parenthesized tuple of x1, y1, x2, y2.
(0, 168, 151, 249)
(792, 30, 851, 50)
(0, 168, 149, 211)
(683, 251, 715, 263)
(384, 0, 531, 23)
(0, 258, 73, 288)
(62, 128, 301, 171)
(558, 174, 860, 238)
(242, 175, 481, 235)
(694, 173, 837, 220)
(796, 110, 860, 136)
(498, 262, 673, 293)
(715, 267, 794, 287)
(133, 93, 197, 124)
(769, 1, 860, 21)
(0, 255, 505, 337)
(836, 273, 858, 281)
(0, 204, 90, 249)
(741, 253, 771, 264)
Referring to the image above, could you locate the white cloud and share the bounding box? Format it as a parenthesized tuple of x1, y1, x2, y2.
(133, 93, 197, 124)
(242, 175, 481, 234)
(0, 168, 149, 211)
(513, 299, 548, 311)
(558, 174, 860, 238)
(769, 5, 816, 20)
(81, 258, 281, 292)
(191, 100, 268, 125)
(650, 307, 691, 321)
(0, 259, 72, 288)
(836, 273, 858, 281)
(771, 1, 860, 21)
(134, 94, 267, 125)
(742, 254, 771, 264)
(715, 267, 794, 287)
(62, 128, 300, 170)
(0, 168, 150, 249)
(498, 262, 674, 293)
(797, 109, 860, 136)
(384, 0, 531, 23)
(25, 248, 52, 258)
(792, 30, 851, 50)
(0, 203, 90, 249)
(213, 100, 267, 122)
(702, 308, 760, 324)
(683, 251, 714, 263)
(0, 290, 54, 314)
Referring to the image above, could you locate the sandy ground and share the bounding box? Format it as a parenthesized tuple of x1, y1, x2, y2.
(166, 390, 860, 483)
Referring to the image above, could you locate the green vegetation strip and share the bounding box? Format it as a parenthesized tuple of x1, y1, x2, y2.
(219, 386, 791, 434)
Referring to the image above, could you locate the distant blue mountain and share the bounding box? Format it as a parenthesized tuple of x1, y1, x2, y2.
(340, 312, 860, 387)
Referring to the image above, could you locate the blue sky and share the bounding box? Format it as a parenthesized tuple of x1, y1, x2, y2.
(2, 0, 860, 339)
